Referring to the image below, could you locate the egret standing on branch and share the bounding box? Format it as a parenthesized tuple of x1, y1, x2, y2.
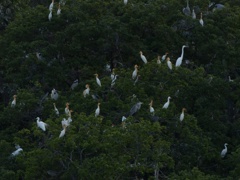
(11, 145, 23, 157)
(94, 74, 101, 87)
(140, 51, 148, 64)
(175, 45, 188, 67)
(162, 52, 168, 62)
(49, 0, 54, 11)
(199, 12, 204, 26)
(180, 108, 186, 122)
(11, 95, 17, 107)
(95, 103, 101, 117)
(149, 100, 155, 115)
(53, 103, 59, 116)
(221, 143, 228, 158)
(162, 97, 171, 109)
(65, 102, 70, 116)
(51, 88, 59, 100)
(36, 117, 48, 131)
(132, 65, 138, 79)
(167, 57, 172, 70)
(57, 3, 61, 15)
(83, 84, 90, 97)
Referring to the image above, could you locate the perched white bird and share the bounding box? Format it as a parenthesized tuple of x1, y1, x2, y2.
(48, 10, 52, 21)
(199, 12, 204, 26)
(149, 100, 155, 115)
(11, 145, 23, 157)
(53, 103, 59, 116)
(49, 0, 54, 11)
(59, 126, 66, 138)
(157, 56, 161, 64)
(95, 103, 101, 117)
(140, 51, 148, 64)
(51, 88, 58, 100)
(65, 102, 70, 116)
(221, 143, 228, 158)
(124, 0, 128, 5)
(167, 57, 172, 70)
(162, 52, 168, 62)
(180, 108, 186, 122)
(192, 9, 196, 19)
(57, 3, 61, 15)
(175, 45, 188, 67)
(11, 95, 17, 107)
(94, 74, 101, 87)
(71, 79, 78, 90)
(111, 75, 119, 87)
(122, 116, 127, 122)
(83, 84, 90, 97)
(61, 117, 72, 128)
(162, 97, 171, 109)
(132, 65, 138, 79)
(36, 117, 48, 131)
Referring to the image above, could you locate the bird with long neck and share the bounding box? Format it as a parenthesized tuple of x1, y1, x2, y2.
(83, 84, 90, 97)
(95, 103, 101, 117)
(149, 100, 155, 115)
(65, 102, 70, 116)
(132, 65, 138, 79)
(11, 95, 17, 107)
(199, 12, 204, 26)
(94, 74, 101, 87)
(175, 45, 188, 67)
(162, 52, 168, 62)
(221, 143, 228, 158)
(180, 108, 186, 122)
(162, 97, 171, 109)
(167, 57, 172, 70)
(53, 103, 59, 116)
(57, 3, 61, 15)
(49, 0, 54, 11)
(140, 51, 148, 64)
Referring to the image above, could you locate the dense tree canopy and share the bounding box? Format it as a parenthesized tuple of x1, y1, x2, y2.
(1, 0, 240, 179)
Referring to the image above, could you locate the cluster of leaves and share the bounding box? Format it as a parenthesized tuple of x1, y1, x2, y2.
(1, 0, 240, 179)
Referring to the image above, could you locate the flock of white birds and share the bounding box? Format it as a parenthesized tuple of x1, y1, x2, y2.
(10, 0, 228, 159)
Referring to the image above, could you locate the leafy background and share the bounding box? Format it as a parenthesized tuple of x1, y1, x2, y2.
(0, 0, 240, 179)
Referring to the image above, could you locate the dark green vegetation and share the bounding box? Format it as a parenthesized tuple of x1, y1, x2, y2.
(1, 0, 240, 179)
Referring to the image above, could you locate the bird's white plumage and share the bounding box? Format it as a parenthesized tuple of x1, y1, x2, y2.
(59, 127, 66, 138)
(124, 0, 128, 5)
(95, 74, 101, 87)
(132, 65, 138, 79)
(180, 108, 186, 121)
(140, 51, 148, 64)
(51, 88, 58, 100)
(175, 45, 188, 67)
(162, 97, 171, 109)
(199, 13, 204, 26)
(36, 117, 47, 131)
(192, 9, 196, 19)
(162, 52, 168, 62)
(221, 143, 228, 158)
(49, 0, 54, 11)
(11, 145, 23, 157)
(83, 84, 90, 97)
(11, 95, 17, 107)
(53, 103, 59, 116)
(48, 11, 52, 21)
(57, 3, 61, 15)
(95, 103, 100, 117)
(167, 58, 172, 70)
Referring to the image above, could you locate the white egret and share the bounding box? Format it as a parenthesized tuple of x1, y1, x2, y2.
(175, 45, 188, 67)
(11, 95, 17, 107)
(199, 12, 204, 26)
(49, 0, 54, 11)
(83, 84, 90, 97)
(61, 117, 72, 128)
(94, 74, 101, 87)
(11, 145, 23, 157)
(180, 108, 186, 122)
(71, 79, 78, 90)
(192, 9, 196, 19)
(51, 88, 58, 100)
(95, 103, 101, 117)
(59, 126, 66, 138)
(122, 116, 127, 122)
(220, 143, 228, 158)
(183, 0, 191, 16)
(140, 51, 148, 64)
(57, 3, 61, 15)
(149, 100, 155, 115)
(167, 57, 172, 70)
(48, 10, 52, 21)
(124, 0, 128, 5)
(122, 116, 127, 128)
(132, 65, 138, 79)
(36, 117, 48, 131)
(53, 103, 59, 116)
(162, 52, 168, 62)
(65, 102, 70, 116)
(162, 97, 171, 109)
(111, 75, 119, 87)
(157, 56, 161, 64)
